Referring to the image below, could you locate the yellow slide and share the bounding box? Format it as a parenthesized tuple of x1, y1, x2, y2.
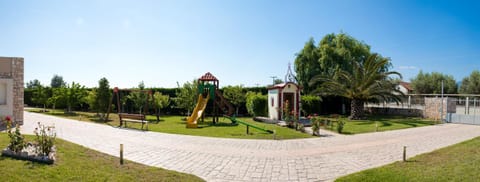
(186, 94, 210, 128)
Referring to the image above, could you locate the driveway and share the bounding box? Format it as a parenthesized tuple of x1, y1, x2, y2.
(21, 112, 480, 181)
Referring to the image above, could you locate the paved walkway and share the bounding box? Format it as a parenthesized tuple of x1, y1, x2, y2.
(21, 112, 480, 181)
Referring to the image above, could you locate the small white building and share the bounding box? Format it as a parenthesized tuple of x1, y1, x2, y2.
(267, 82, 301, 120)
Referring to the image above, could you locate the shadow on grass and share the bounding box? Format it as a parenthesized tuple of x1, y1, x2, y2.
(201, 122, 238, 128)
(379, 121, 392, 127)
(145, 119, 165, 124)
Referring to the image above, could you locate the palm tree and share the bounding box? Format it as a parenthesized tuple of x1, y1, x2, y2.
(310, 54, 404, 120)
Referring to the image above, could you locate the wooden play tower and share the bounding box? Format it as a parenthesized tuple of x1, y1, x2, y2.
(187, 72, 234, 128)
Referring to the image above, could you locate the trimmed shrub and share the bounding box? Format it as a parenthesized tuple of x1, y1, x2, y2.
(246, 92, 267, 117)
(337, 120, 345, 134)
(301, 95, 322, 116)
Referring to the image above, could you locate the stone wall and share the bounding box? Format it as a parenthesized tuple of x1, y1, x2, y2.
(0, 57, 24, 125)
(365, 107, 423, 117)
(424, 97, 456, 120)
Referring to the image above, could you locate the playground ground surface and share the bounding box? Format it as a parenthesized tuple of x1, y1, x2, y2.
(0, 133, 203, 182)
(26, 108, 437, 139)
(25, 108, 312, 140)
(336, 136, 480, 182)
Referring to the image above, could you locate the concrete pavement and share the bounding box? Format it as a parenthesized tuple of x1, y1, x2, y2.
(20, 112, 480, 181)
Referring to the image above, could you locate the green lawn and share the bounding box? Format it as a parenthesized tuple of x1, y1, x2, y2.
(336, 136, 480, 182)
(0, 133, 203, 182)
(26, 109, 313, 140)
(317, 115, 436, 134)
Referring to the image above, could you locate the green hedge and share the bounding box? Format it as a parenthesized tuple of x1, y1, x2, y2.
(301, 95, 322, 116)
(246, 92, 267, 117)
(25, 86, 268, 116)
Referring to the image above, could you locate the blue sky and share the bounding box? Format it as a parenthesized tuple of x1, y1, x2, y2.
(1, 0, 479, 88)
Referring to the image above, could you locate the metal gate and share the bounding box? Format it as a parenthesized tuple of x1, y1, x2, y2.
(446, 97, 480, 125)
(447, 113, 480, 125)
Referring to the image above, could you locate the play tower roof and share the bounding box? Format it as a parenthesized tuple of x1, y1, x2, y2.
(199, 72, 218, 81)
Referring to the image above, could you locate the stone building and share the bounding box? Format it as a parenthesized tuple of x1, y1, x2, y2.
(0, 57, 24, 125)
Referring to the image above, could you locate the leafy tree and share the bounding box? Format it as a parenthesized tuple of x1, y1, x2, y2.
(26, 79, 42, 89)
(47, 90, 61, 111)
(294, 38, 320, 93)
(127, 81, 149, 114)
(274, 78, 284, 85)
(96, 78, 112, 120)
(152, 92, 170, 121)
(32, 85, 50, 111)
(174, 80, 198, 116)
(459, 70, 480, 94)
(294, 33, 376, 94)
(50, 74, 66, 88)
(55, 82, 87, 113)
(86, 90, 98, 113)
(411, 71, 457, 94)
(310, 54, 403, 120)
(223, 85, 246, 115)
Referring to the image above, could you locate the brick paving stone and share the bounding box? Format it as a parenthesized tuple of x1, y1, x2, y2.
(21, 112, 480, 182)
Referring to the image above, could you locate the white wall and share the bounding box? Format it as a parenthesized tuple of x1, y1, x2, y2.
(268, 89, 279, 120)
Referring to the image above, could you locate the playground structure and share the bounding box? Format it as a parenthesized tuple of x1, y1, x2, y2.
(225, 115, 274, 134)
(186, 72, 234, 128)
(186, 72, 273, 134)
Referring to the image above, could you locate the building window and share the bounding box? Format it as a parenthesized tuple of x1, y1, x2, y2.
(0, 83, 6, 105)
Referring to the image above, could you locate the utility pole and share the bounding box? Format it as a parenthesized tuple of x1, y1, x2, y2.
(441, 80, 444, 122)
(270, 76, 277, 85)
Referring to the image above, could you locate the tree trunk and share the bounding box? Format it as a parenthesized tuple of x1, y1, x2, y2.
(349, 99, 364, 120)
(156, 108, 160, 121)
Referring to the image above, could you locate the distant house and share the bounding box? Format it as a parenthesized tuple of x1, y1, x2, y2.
(396, 82, 413, 95)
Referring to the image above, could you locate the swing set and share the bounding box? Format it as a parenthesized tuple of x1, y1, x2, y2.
(106, 87, 153, 130)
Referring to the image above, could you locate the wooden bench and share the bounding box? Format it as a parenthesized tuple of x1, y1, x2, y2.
(118, 113, 148, 130)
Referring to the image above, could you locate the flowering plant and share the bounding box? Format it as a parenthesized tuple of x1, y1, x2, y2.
(34, 122, 56, 156)
(5, 116, 26, 152)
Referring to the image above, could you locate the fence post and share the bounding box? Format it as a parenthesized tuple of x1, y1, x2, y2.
(120, 144, 124, 165)
(475, 98, 477, 124)
(408, 95, 411, 109)
(403, 146, 407, 162)
(466, 97, 470, 115)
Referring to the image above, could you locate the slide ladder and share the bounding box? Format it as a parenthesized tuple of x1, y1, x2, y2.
(214, 89, 235, 116)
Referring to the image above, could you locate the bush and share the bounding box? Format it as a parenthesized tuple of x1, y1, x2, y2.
(337, 120, 345, 134)
(34, 122, 56, 156)
(311, 117, 322, 136)
(4, 116, 26, 152)
(298, 123, 306, 133)
(245, 92, 267, 117)
(301, 95, 322, 116)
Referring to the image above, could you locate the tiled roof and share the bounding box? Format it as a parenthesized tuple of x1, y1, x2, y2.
(400, 82, 413, 91)
(199, 72, 218, 81)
